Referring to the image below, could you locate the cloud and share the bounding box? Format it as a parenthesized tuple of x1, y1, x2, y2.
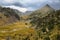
(0, 0, 60, 11)
(3, 5, 28, 12)
(0, 0, 60, 6)
(19, 0, 48, 6)
(48, 0, 60, 3)
(3, 0, 14, 3)
(19, 0, 60, 10)
(20, 0, 60, 5)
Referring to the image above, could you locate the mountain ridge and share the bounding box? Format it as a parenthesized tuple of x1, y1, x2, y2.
(29, 4, 55, 18)
(0, 6, 20, 26)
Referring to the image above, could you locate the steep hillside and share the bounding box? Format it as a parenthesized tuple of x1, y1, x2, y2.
(28, 4, 60, 40)
(0, 6, 20, 26)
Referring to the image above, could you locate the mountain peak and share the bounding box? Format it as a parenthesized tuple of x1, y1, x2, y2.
(30, 4, 55, 18)
(40, 4, 54, 12)
(43, 4, 53, 9)
(45, 4, 50, 7)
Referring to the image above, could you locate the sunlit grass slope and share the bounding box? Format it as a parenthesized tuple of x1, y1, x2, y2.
(0, 21, 38, 40)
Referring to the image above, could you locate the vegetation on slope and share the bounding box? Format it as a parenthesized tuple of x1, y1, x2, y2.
(28, 9, 60, 40)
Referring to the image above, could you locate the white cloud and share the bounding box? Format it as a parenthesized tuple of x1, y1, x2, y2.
(3, 5, 28, 13)
(3, 0, 14, 3)
(0, 0, 60, 5)
(22, 0, 58, 4)
(0, 0, 60, 11)
(20, 0, 48, 4)
(1, 0, 60, 6)
(48, 0, 60, 3)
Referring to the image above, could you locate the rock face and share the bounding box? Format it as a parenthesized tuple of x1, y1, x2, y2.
(0, 7, 20, 26)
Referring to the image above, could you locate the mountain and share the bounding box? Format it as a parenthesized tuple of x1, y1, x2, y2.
(14, 9, 23, 16)
(24, 11, 32, 15)
(28, 4, 60, 39)
(21, 11, 32, 16)
(29, 4, 55, 18)
(0, 6, 20, 26)
(28, 4, 60, 32)
(39, 4, 54, 13)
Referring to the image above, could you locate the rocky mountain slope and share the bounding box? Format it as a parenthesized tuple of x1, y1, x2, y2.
(0, 6, 20, 26)
(29, 4, 55, 18)
(27, 4, 60, 40)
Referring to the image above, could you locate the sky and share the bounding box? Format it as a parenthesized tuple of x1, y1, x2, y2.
(0, 0, 60, 12)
